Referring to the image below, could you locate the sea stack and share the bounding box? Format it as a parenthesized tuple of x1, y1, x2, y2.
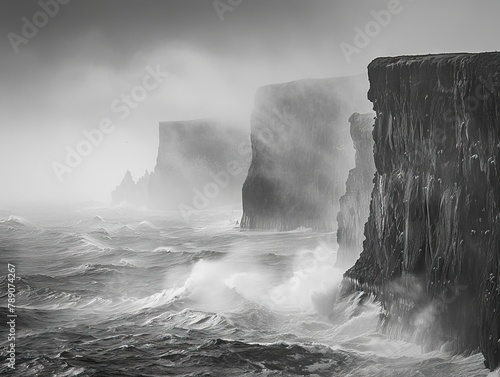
(241, 76, 371, 231)
(111, 170, 150, 207)
(344, 53, 500, 370)
(335, 112, 375, 268)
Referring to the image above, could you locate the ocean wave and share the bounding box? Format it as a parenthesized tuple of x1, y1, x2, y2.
(75, 215, 106, 226)
(0, 214, 30, 226)
(192, 338, 355, 376)
(137, 220, 159, 229)
(0, 210, 492, 376)
(0, 215, 43, 235)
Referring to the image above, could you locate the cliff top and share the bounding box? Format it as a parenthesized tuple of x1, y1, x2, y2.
(158, 118, 247, 139)
(160, 118, 218, 128)
(369, 52, 500, 83)
(255, 74, 369, 98)
(370, 51, 500, 65)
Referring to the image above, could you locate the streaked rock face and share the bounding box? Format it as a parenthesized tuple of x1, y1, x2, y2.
(241, 76, 371, 231)
(335, 112, 375, 268)
(344, 53, 500, 370)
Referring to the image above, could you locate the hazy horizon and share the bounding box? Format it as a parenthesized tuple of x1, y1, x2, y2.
(1, 0, 500, 207)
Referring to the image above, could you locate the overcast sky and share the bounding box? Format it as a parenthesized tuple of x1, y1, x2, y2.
(1, 0, 499, 207)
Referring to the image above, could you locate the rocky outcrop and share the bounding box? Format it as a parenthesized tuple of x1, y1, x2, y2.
(241, 76, 371, 231)
(149, 119, 250, 214)
(335, 113, 375, 268)
(344, 53, 500, 370)
(111, 170, 150, 206)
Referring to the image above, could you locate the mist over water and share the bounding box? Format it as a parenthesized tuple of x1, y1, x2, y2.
(0, 206, 491, 376)
(2, 2, 500, 375)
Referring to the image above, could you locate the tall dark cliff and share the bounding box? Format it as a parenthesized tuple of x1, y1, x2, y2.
(149, 119, 250, 214)
(241, 76, 371, 231)
(335, 112, 375, 268)
(344, 53, 500, 370)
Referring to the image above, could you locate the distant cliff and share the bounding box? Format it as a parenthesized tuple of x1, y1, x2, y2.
(335, 113, 375, 268)
(241, 76, 371, 231)
(111, 170, 150, 206)
(344, 53, 500, 370)
(149, 119, 250, 215)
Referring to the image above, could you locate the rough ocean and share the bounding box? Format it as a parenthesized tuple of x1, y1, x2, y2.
(0, 207, 494, 376)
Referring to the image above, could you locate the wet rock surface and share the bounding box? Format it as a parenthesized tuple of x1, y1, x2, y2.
(241, 76, 371, 231)
(335, 112, 375, 268)
(344, 53, 500, 370)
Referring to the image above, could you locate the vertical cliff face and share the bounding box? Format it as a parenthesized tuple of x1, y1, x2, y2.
(111, 170, 150, 206)
(149, 119, 250, 213)
(241, 76, 371, 231)
(335, 113, 375, 268)
(344, 53, 500, 370)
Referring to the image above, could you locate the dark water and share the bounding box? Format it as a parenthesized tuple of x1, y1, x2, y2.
(0, 207, 495, 376)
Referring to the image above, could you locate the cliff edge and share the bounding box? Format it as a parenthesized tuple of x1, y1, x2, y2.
(335, 112, 375, 268)
(149, 119, 249, 214)
(344, 53, 500, 370)
(241, 76, 371, 231)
